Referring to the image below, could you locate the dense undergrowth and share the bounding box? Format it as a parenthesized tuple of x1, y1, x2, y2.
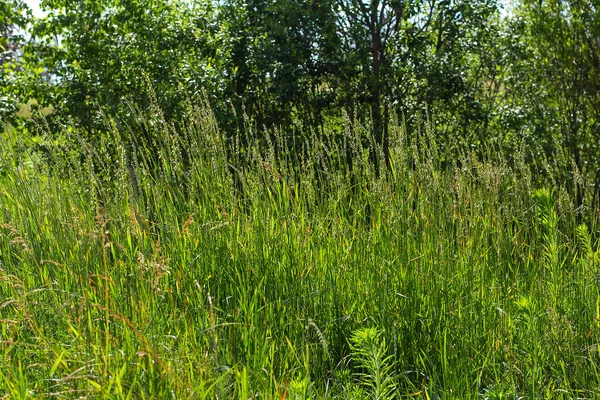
(1, 104, 600, 398)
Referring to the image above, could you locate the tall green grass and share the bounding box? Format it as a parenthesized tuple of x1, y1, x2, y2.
(1, 104, 600, 398)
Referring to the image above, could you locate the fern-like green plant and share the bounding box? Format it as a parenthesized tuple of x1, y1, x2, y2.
(533, 187, 563, 306)
(576, 223, 599, 263)
(533, 187, 559, 269)
(350, 327, 396, 399)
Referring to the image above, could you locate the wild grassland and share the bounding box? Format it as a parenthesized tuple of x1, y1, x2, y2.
(1, 107, 600, 398)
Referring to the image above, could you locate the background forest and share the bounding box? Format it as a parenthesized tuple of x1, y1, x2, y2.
(2, 0, 600, 398)
(2, 0, 600, 198)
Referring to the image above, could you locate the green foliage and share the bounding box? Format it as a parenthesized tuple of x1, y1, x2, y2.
(500, 0, 600, 203)
(22, 0, 218, 130)
(2, 0, 600, 197)
(0, 0, 31, 124)
(10, 1, 505, 142)
(4, 1, 600, 395)
(8, 0, 600, 196)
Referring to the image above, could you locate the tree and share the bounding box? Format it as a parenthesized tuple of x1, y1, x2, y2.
(333, 0, 501, 170)
(334, 0, 413, 169)
(216, 0, 342, 137)
(25, 0, 218, 132)
(1, 0, 30, 123)
(503, 0, 600, 206)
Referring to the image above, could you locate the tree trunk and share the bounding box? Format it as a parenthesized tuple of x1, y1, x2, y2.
(370, 19, 383, 170)
(369, 19, 390, 173)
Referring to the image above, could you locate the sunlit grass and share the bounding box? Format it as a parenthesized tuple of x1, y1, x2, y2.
(1, 105, 599, 398)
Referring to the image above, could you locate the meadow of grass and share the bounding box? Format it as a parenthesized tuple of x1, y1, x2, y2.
(1, 104, 600, 398)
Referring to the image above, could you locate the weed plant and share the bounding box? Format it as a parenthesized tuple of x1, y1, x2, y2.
(1, 103, 600, 398)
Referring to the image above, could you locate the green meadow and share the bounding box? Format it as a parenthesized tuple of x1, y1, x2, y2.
(1, 107, 599, 398)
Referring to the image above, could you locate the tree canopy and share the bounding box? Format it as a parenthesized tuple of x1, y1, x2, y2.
(3, 0, 600, 201)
